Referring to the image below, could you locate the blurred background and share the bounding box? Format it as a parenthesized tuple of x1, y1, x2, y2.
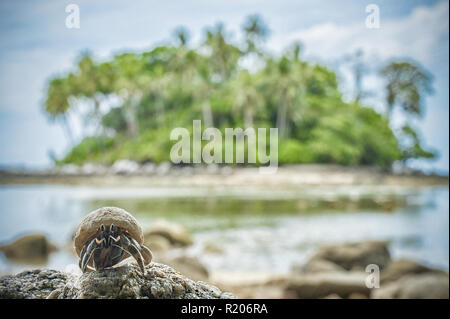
(0, 0, 448, 298)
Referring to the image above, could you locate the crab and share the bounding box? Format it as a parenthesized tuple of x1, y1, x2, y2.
(73, 207, 152, 274)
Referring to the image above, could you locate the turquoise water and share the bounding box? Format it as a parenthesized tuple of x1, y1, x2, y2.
(0, 184, 448, 274)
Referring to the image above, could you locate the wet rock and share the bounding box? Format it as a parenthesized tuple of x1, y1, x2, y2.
(0, 263, 234, 299)
(144, 220, 193, 248)
(0, 234, 57, 264)
(310, 240, 391, 271)
(381, 258, 447, 284)
(291, 258, 346, 274)
(372, 273, 449, 299)
(284, 271, 370, 299)
(112, 160, 140, 175)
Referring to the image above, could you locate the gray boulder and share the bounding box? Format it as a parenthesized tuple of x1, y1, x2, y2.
(0, 263, 234, 299)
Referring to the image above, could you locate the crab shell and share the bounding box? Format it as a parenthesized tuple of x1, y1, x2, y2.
(73, 206, 144, 257)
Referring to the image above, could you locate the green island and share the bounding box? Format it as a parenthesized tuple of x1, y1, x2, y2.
(44, 16, 435, 169)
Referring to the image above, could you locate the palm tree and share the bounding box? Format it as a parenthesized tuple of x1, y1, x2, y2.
(264, 51, 308, 139)
(242, 14, 269, 55)
(232, 70, 264, 128)
(380, 61, 433, 120)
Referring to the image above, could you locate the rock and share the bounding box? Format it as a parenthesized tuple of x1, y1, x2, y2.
(156, 162, 171, 176)
(58, 164, 80, 175)
(310, 240, 391, 271)
(81, 163, 108, 175)
(220, 166, 233, 175)
(348, 292, 368, 299)
(372, 273, 449, 299)
(144, 220, 193, 247)
(141, 163, 156, 175)
(158, 256, 209, 282)
(0, 263, 234, 299)
(112, 160, 140, 175)
(284, 271, 370, 299)
(0, 234, 57, 264)
(144, 234, 172, 253)
(323, 294, 342, 299)
(381, 258, 446, 284)
(291, 258, 346, 274)
(0, 269, 68, 299)
(203, 243, 224, 254)
(206, 164, 219, 174)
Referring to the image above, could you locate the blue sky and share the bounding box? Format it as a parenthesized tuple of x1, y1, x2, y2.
(0, 0, 448, 173)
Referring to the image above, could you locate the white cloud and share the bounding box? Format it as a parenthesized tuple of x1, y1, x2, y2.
(274, 1, 449, 65)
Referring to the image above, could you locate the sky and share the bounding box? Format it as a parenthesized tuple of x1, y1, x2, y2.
(0, 0, 448, 173)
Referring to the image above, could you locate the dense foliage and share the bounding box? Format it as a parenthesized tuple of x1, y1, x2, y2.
(44, 16, 434, 169)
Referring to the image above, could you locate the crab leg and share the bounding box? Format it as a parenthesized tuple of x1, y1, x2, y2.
(112, 234, 146, 274)
(129, 236, 153, 265)
(80, 238, 99, 272)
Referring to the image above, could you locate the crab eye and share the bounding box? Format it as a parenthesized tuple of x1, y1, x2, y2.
(110, 224, 116, 232)
(100, 224, 105, 232)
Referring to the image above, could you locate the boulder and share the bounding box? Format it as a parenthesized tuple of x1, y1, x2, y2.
(57, 164, 80, 175)
(0, 263, 234, 299)
(310, 241, 391, 271)
(291, 258, 346, 274)
(372, 273, 449, 299)
(156, 162, 171, 175)
(112, 160, 140, 175)
(158, 256, 209, 282)
(144, 220, 193, 248)
(284, 271, 370, 299)
(0, 234, 57, 264)
(81, 163, 108, 175)
(381, 258, 447, 284)
(203, 242, 224, 254)
(144, 234, 172, 253)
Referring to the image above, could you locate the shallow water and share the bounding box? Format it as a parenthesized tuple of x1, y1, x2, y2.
(0, 184, 448, 275)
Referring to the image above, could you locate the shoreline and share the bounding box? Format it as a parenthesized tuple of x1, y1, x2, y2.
(0, 165, 448, 187)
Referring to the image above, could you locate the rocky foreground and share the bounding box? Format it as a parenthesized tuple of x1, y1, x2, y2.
(0, 263, 235, 299)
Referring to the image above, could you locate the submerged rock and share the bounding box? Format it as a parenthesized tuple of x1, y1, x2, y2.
(0, 234, 57, 264)
(0, 263, 234, 299)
